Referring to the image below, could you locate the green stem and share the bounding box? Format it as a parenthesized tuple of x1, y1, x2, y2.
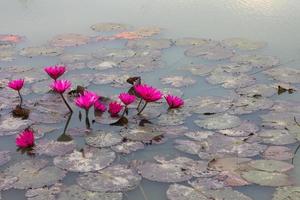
(137, 102, 148, 115)
(17, 90, 23, 108)
(60, 93, 73, 113)
(136, 98, 142, 110)
(85, 109, 91, 129)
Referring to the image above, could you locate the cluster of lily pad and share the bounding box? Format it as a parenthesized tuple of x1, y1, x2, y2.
(1, 22, 300, 200)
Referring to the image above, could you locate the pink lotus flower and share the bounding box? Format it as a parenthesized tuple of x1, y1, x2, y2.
(94, 101, 106, 112)
(165, 95, 184, 109)
(75, 91, 99, 110)
(119, 93, 136, 105)
(50, 80, 71, 94)
(44, 65, 66, 80)
(108, 101, 123, 117)
(8, 79, 24, 91)
(134, 84, 162, 102)
(16, 129, 35, 148)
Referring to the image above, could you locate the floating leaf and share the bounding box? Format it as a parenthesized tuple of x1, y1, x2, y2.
(188, 177, 225, 190)
(0, 50, 15, 62)
(49, 33, 90, 47)
(0, 34, 23, 44)
(273, 186, 300, 200)
(258, 129, 297, 145)
(263, 67, 300, 83)
(90, 23, 129, 32)
(214, 63, 253, 73)
(85, 131, 123, 148)
(126, 39, 172, 50)
(184, 131, 215, 141)
(206, 71, 256, 89)
(0, 151, 10, 167)
(110, 116, 129, 126)
(113, 27, 161, 39)
(202, 188, 253, 200)
(236, 84, 277, 98)
(87, 60, 117, 71)
(4, 159, 66, 189)
(111, 141, 144, 154)
(166, 184, 208, 200)
(161, 75, 196, 88)
(241, 170, 291, 187)
(0, 116, 32, 136)
(248, 160, 294, 173)
(77, 164, 141, 192)
(0, 173, 17, 191)
(231, 54, 280, 68)
(194, 113, 241, 130)
(19, 46, 63, 57)
(57, 184, 123, 200)
(229, 97, 273, 115)
(218, 120, 259, 137)
(25, 183, 62, 200)
(222, 38, 266, 51)
(217, 171, 250, 187)
(54, 147, 115, 172)
(60, 53, 92, 64)
(174, 37, 210, 47)
(185, 43, 234, 60)
(186, 96, 233, 114)
(34, 140, 76, 156)
(120, 124, 163, 142)
(182, 64, 215, 76)
(263, 146, 294, 161)
(29, 124, 57, 139)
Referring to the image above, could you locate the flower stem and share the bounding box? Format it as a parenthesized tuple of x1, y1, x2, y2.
(136, 98, 142, 110)
(121, 106, 127, 117)
(60, 93, 73, 113)
(137, 102, 148, 115)
(17, 90, 23, 108)
(85, 109, 91, 129)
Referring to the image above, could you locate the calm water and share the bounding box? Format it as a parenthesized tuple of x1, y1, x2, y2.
(1, 0, 300, 199)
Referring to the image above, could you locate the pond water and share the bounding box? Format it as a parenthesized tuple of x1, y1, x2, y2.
(1, 0, 300, 199)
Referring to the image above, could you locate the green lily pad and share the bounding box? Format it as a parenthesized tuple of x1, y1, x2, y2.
(230, 54, 280, 68)
(222, 38, 266, 51)
(174, 37, 210, 47)
(85, 131, 123, 148)
(184, 131, 215, 141)
(174, 139, 203, 155)
(0, 151, 10, 166)
(92, 48, 136, 61)
(90, 23, 129, 32)
(241, 170, 291, 187)
(19, 46, 63, 57)
(0, 116, 32, 136)
(229, 97, 273, 115)
(4, 159, 66, 189)
(202, 188, 253, 200)
(0, 50, 15, 62)
(258, 129, 297, 145)
(218, 120, 259, 137)
(235, 84, 277, 98)
(213, 63, 253, 73)
(161, 75, 196, 88)
(77, 164, 141, 192)
(25, 183, 62, 200)
(54, 147, 116, 172)
(57, 184, 123, 200)
(111, 141, 144, 154)
(273, 186, 300, 200)
(0, 173, 17, 191)
(263, 67, 300, 83)
(262, 146, 294, 161)
(120, 125, 163, 142)
(49, 33, 90, 47)
(126, 38, 172, 50)
(185, 43, 234, 60)
(60, 53, 92, 64)
(167, 184, 208, 200)
(186, 96, 233, 114)
(86, 60, 117, 71)
(248, 160, 294, 172)
(34, 140, 76, 156)
(194, 114, 241, 130)
(182, 64, 215, 76)
(206, 71, 256, 89)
